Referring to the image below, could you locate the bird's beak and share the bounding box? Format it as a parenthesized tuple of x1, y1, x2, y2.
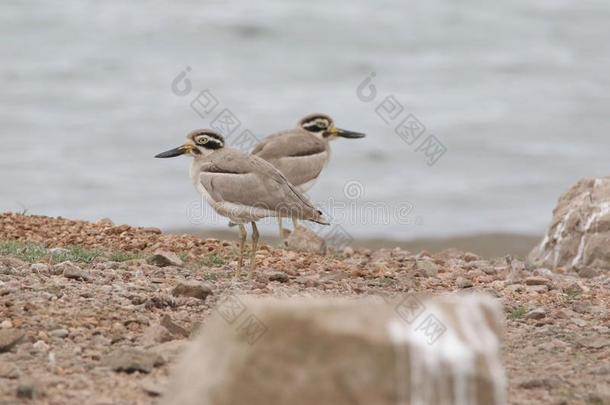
(155, 143, 193, 158)
(331, 127, 366, 139)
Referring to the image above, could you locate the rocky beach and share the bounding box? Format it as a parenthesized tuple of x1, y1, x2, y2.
(0, 211, 609, 404)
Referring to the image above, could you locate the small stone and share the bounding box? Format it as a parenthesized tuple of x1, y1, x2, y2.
(525, 276, 550, 286)
(16, 378, 44, 399)
(104, 348, 163, 373)
(578, 268, 599, 279)
(0, 360, 19, 379)
(462, 252, 479, 262)
(268, 272, 289, 283)
(141, 325, 174, 347)
(285, 225, 327, 255)
(562, 281, 585, 295)
(148, 251, 184, 267)
(0, 320, 12, 329)
(417, 261, 438, 277)
(49, 328, 69, 339)
(171, 281, 212, 301)
(525, 308, 546, 320)
(33, 340, 50, 352)
(30, 263, 50, 273)
(48, 247, 69, 254)
(0, 329, 24, 352)
(97, 217, 114, 226)
(342, 246, 355, 256)
(578, 336, 610, 349)
(526, 285, 549, 293)
(456, 277, 473, 289)
(160, 315, 189, 338)
(140, 377, 165, 396)
(57, 261, 90, 281)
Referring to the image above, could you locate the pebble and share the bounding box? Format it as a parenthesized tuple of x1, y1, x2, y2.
(0, 320, 12, 329)
(104, 348, 164, 374)
(0, 360, 19, 379)
(148, 251, 184, 267)
(16, 378, 44, 399)
(0, 328, 25, 352)
(578, 268, 599, 279)
(171, 281, 212, 301)
(49, 328, 69, 339)
(578, 336, 610, 349)
(456, 277, 473, 289)
(268, 272, 290, 283)
(57, 261, 90, 281)
(525, 308, 546, 320)
(417, 260, 439, 278)
(30, 263, 50, 273)
(525, 276, 551, 286)
(33, 340, 50, 352)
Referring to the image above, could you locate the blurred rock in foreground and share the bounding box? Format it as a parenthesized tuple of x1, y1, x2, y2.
(528, 177, 610, 273)
(162, 294, 506, 405)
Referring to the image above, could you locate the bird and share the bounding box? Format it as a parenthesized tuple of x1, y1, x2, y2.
(155, 129, 329, 275)
(251, 113, 365, 240)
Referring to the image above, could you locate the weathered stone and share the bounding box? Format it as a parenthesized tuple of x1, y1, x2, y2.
(58, 261, 90, 281)
(416, 260, 438, 277)
(456, 276, 473, 288)
(525, 308, 546, 320)
(16, 378, 44, 399)
(160, 315, 190, 338)
(171, 281, 212, 301)
(268, 272, 289, 283)
(0, 329, 24, 352)
(285, 225, 327, 255)
(162, 295, 506, 405)
(49, 328, 69, 339)
(0, 360, 20, 379)
(578, 336, 610, 349)
(528, 177, 610, 272)
(104, 348, 163, 373)
(30, 263, 50, 273)
(148, 251, 184, 267)
(524, 277, 551, 286)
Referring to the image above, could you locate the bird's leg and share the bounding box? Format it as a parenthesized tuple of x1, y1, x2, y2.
(277, 217, 285, 244)
(292, 218, 299, 232)
(236, 224, 247, 278)
(249, 221, 259, 274)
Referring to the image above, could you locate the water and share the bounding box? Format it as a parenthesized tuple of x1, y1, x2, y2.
(1, 0, 609, 240)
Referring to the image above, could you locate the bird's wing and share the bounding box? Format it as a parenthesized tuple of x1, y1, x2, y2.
(198, 150, 321, 220)
(252, 129, 328, 187)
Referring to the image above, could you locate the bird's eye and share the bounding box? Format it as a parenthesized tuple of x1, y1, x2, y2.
(197, 136, 208, 144)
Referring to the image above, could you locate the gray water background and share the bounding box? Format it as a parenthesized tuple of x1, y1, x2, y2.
(1, 0, 609, 240)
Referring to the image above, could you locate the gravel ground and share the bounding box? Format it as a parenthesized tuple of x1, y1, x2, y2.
(0, 213, 609, 404)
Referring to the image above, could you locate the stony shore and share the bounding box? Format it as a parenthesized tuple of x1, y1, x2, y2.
(0, 212, 609, 404)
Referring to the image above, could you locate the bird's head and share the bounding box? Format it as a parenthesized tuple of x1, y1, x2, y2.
(298, 113, 366, 140)
(155, 129, 225, 159)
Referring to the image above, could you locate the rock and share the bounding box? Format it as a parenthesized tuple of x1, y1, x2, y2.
(160, 315, 190, 338)
(58, 261, 90, 281)
(578, 268, 599, 278)
(456, 276, 473, 288)
(0, 328, 24, 352)
(526, 285, 549, 294)
(527, 177, 610, 272)
(524, 276, 551, 286)
(171, 281, 212, 301)
(561, 281, 585, 295)
(577, 336, 610, 349)
(16, 378, 44, 399)
(33, 340, 50, 352)
(462, 252, 480, 262)
(0, 320, 12, 329)
(141, 325, 174, 347)
(140, 377, 165, 397)
(525, 308, 546, 320)
(162, 295, 506, 405)
(49, 328, 69, 339)
(0, 360, 20, 379)
(285, 225, 327, 255)
(104, 348, 163, 373)
(149, 340, 187, 364)
(416, 260, 438, 277)
(96, 217, 114, 226)
(30, 263, 50, 273)
(48, 247, 69, 254)
(148, 250, 184, 267)
(268, 272, 289, 283)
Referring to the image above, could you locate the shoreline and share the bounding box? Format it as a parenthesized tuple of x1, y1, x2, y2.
(166, 227, 541, 259)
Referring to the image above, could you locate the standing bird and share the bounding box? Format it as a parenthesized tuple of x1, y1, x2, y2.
(252, 113, 365, 239)
(155, 129, 329, 275)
